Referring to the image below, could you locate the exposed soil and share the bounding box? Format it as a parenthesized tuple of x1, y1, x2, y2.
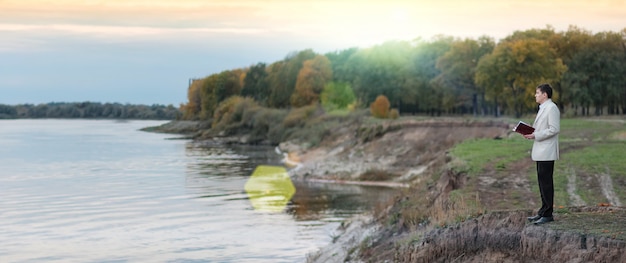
(476, 157, 536, 211)
(379, 208, 626, 263)
(307, 207, 626, 263)
(296, 118, 626, 263)
(285, 119, 510, 187)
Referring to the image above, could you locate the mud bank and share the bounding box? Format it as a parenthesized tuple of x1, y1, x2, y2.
(308, 208, 626, 263)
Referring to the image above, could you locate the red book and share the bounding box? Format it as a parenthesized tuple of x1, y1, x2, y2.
(513, 121, 535, 135)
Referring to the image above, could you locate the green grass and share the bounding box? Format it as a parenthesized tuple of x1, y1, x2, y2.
(549, 207, 626, 241)
(559, 118, 625, 141)
(449, 136, 531, 176)
(558, 141, 626, 205)
(450, 117, 626, 209)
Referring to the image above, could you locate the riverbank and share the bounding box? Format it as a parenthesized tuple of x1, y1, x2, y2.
(309, 207, 626, 263)
(146, 116, 626, 262)
(302, 117, 626, 263)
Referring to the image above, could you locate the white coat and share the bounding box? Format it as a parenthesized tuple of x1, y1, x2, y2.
(531, 99, 560, 161)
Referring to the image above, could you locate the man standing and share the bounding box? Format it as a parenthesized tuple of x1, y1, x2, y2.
(524, 83, 560, 225)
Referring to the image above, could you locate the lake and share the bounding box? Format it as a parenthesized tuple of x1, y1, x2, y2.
(0, 119, 397, 262)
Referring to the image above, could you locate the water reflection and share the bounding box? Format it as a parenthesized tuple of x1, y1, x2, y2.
(184, 141, 398, 222)
(289, 181, 396, 221)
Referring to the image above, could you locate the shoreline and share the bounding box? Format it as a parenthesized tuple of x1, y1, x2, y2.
(279, 147, 409, 188)
(145, 118, 626, 262)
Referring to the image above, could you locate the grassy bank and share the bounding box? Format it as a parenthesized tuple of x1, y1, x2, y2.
(451, 118, 626, 207)
(376, 117, 625, 239)
(348, 117, 626, 262)
(449, 118, 626, 237)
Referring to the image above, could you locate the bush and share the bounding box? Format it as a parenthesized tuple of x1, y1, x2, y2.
(252, 108, 288, 143)
(212, 96, 242, 128)
(213, 96, 261, 129)
(282, 104, 320, 128)
(370, 95, 390, 119)
(389, 108, 400, 119)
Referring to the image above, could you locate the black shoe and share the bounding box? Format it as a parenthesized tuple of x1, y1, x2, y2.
(527, 215, 541, 222)
(533, 217, 554, 225)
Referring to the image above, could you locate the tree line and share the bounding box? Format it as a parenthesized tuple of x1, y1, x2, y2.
(0, 102, 180, 120)
(181, 25, 625, 120)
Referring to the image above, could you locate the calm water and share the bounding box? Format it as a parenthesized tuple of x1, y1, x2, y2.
(0, 119, 397, 263)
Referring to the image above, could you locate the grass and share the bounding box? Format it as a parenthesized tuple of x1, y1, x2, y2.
(559, 142, 626, 205)
(448, 117, 626, 245)
(359, 117, 626, 262)
(449, 136, 530, 175)
(449, 117, 626, 209)
(558, 118, 624, 141)
(549, 207, 626, 241)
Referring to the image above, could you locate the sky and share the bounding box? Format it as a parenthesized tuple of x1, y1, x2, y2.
(1, 0, 625, 106)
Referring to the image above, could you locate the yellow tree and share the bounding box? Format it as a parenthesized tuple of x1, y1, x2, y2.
(268, 50, 316, 108)
(181, 78, 203, 119)
(290, 55, 333, 107)
(475, 39, 567, 117)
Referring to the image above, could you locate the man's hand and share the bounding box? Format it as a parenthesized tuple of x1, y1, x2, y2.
(524, 133, 535, 140)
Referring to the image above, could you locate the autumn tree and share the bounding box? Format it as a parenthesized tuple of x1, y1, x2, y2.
(267, 49, 317, 108)
(290, 55, 333, 107)
(475, 38, 567, 117)
(181, 78, 203, 119)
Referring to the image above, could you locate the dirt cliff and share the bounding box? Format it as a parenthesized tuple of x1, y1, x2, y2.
(307, 207, 626, 263)
(284, 118, 509, 186)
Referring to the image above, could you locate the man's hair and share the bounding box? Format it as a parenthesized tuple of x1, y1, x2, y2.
(537, 83, 553, 98)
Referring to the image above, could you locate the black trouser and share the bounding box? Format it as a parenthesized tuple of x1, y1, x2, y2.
(536, 161, 555, 217)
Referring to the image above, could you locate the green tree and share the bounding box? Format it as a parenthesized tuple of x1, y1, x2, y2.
(215, 69, 244, 103)
(435, 36, 495, 115)
(320, 82, 356, 111)
(241, 63, 269, 104)
(553, 26, 593, 113)
(198, 74, 220, 119)
(562, 31, 626, 115)
(349, 40, 414, 108)
(403, 36, 454, 115)
(325, 47, 359, 84)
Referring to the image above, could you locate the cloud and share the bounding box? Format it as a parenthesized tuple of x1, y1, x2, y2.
(1, 0, 624, 105)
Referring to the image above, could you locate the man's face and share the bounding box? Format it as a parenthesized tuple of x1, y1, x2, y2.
(535, 89, 547, 104)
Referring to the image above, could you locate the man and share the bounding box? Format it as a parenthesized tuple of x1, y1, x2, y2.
(524, 83, 560, 225)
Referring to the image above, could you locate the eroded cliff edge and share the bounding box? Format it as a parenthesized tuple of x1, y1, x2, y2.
(307, 207, 626, 263)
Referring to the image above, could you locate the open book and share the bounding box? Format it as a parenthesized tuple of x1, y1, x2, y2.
(513, 121, 535, 135)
